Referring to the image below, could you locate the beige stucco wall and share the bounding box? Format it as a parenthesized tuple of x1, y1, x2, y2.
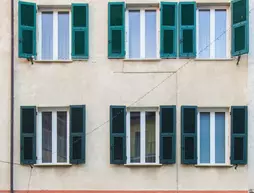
(0, 0, 248, 191)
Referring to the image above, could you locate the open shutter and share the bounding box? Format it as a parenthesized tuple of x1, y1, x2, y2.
(179, 2, 196, 58)
(160, 2, 177, 58)
(70, 105, 86, 164)
(231, 0, 249, 56)
(110, 106, 126, 164)
(72, 4, 89, 59)
(108, 2, 125, 58)
(181, 106, 197, 164)
(20, 106, 36, 164)
(160, 106, 176, 164)
(231, 106, 248, 164)
(18, 1, 36, 58)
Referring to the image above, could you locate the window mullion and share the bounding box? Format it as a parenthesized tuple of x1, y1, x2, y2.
(37, 12, 42, 60)
(140, 10, 145, 59)
(53, 11, 58, 60)
(126, 112, 131, 164)
(140, 111, 146, 163)
(67, 110, 70, 163)
(52, 111, 57, 164)
(210, 112, 215, 164)
(125, 10, 129, 59)
(210, 9, 215, 59)
(68, 11, 71, 60)
(197, 112, 200, 164)
(156, 111, 159, 164)
(196, 9, 199, 58)
(37, 112, 42, 164)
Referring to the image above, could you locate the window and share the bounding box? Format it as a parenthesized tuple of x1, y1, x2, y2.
(36, 108, 69, 164)
(126, 8, 159, 59)
(126, 108, 159, 164)
(197, 108, 229, 165)
(197, 7, 229, 59)
(38, 10, 71, 60)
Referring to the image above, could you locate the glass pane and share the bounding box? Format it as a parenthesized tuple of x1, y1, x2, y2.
(110, 5, 123, 26)
(24, 137, 33, 160)
(42, 112, 52, 163)
(71, 108, 84, 133)
(234, 137, 244, 161)
(164, 30, 174, 54)
(163, 4, 175, 26)
(215, 10, 226, 58)
(233, 108, 246, 134)
(185, 137, 194, 160)
(75, 31, 85, 55)
(200, 112, 210, 163)
(58, 12, 70, 60)
(233, 0, 246, 24)
(130, 112, 140, 163)
(198, 10, 210, 58)
(181, 4, 194, 25)
(183, 29, 193, 53)
(112, 108, 125, 134)
(112, 30, 122, 54)
(145, 10, 156, 58)
(161, 107, 173, 133)
(234, 25, 246, 52)
(129, 11, 140, 58)
(72, 136, 82, 160)
(41, 12, 53, 60)
(145, 112, 156, 163)
(163, 137, 172, 160)
(57, 111, 67, 163)
(73, 6, 87, 27)
(215, 112, 225, 163)
(21, 4, 34, 26)
(22, 108, 35, 133)
(22, 30, 33, 55)
(183, 108, 196, 133)
(113, 137, 124, 161)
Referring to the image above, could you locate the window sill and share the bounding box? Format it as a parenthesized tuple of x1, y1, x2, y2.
(35, 60, 73, 63)
(34, 163, 72, 167)
(124, 58, 161, 62)
(195, 164, 233, 167)
(194, 58, 234, 61)
(124, 163, 162, 167)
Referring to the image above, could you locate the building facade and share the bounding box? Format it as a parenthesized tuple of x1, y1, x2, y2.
(0, 0, 250, 192)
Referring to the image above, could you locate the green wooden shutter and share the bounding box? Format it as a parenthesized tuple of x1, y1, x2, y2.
(20, 106, 36, 164)
(179, 2, 196, 58)
(181, 106, 197, 164)
(160, 106, 176, 164)
(160, 2, 177, 58)
(72, 4, 89, 59)
(110, 106, 126, 164)
(231, 0, 249, 56)
(231, 106, 248, 164)
(18, 1, 36, 58)
(108, 2, 125, 58)
(70, 105, 86, 164)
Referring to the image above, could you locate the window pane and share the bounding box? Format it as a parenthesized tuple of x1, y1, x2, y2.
(215, 10, 226, 58)
(145, 11, 156, 58)
(58, 12, 70, 60)
(130, 112, 140, 163)
(198, 10, 210, 58)
(200, 112, 210, 163)
(57, 112, 67, 163)
(215, 112, 225, 163)
(41, 12, 53, 60)
(145, 112, 156, 163)
(129, 11, 140, 58)
(42, 112, 52, 163)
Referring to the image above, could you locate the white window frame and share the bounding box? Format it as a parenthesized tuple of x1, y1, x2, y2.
(125, 7, 160, 59)
(37, 9, 72, 61)
(126, 107, 160, 164)
(197, 108, 230, 165)
(36, 107, 70, 165)
(196, 6, 230, 59)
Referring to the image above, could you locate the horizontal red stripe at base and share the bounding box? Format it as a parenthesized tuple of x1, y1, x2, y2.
(0, 191, 249, 193)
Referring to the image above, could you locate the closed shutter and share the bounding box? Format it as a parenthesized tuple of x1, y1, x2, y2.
(160, 2, 177, 58)
(18, 1, 36, 58)
(160, 106, 176, 164)
(70, 105, 86, 164)
(110, 106, 126, 164)
(181, 106, 197, 164)
(179, 2, 196, 58)
(72, 4, 89, 59)
(20, 106, 36, 164)
(231, 0, 249, 56)
(231, 106, 248, 164)
(108, 2, 125, 58)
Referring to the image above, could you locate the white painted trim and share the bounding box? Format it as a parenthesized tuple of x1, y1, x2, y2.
(37, 12, 42, 60)
(140, 111, 146, 163)
(53, 11, 58, 60)
(197, 112, 200, 164)
(36, 112, 42, 164)
(125, 10, 129, 59)
(210, 112, 215, 164)
(140, 10, 145, 59)
(126, 112, 131, 164)
(155, 111, 160, 164)
(196, 9, 199, 58)
(156, 8, 160, 59)
(210, 10, 215, 59)
(69, 12, 72, 60)
(52, 111, 57, 163)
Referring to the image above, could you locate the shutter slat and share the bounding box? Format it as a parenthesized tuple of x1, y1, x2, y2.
(70, 105, 86, 164)
(179, 2, 196, 58)
(108, 2, 125, 58)
(18, 1, 36, 58)
(110, 106, 126, 164)
(181, 106, 197, 164)
(20, 106, 36, 164)
(231, 0, 249, 56)
(72, 4, 89, 59)
(160, 2, 177, 58)
(160, 106, 176, 164)
(231, 106, 248, 164)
